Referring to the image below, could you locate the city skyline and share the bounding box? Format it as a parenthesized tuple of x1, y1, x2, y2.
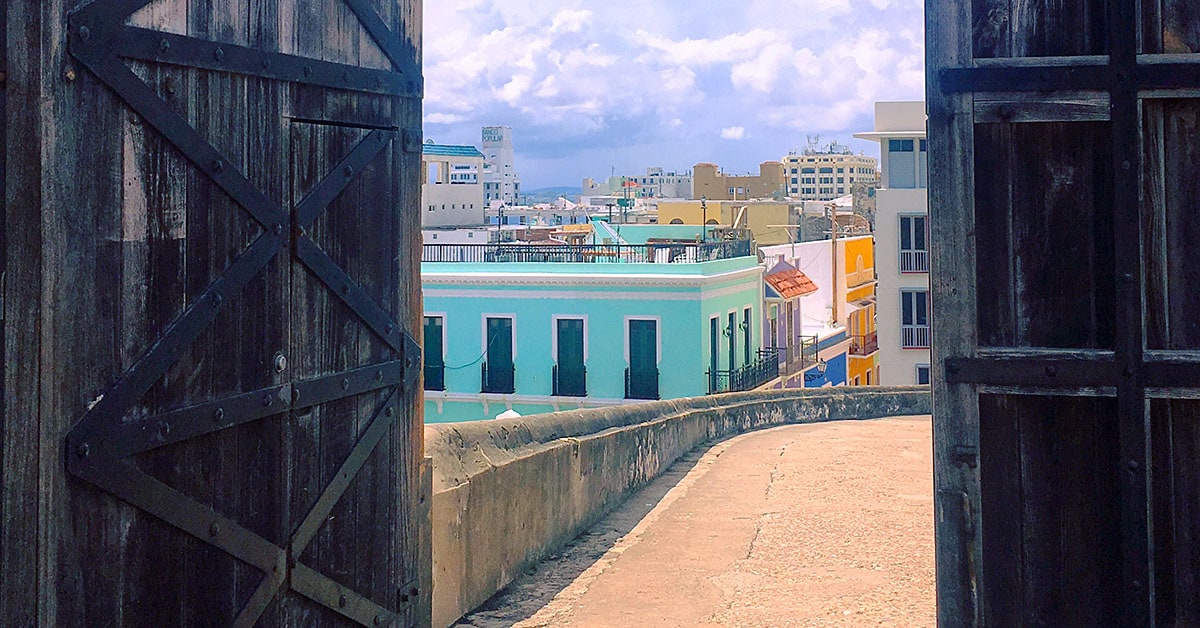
(422, 0, 925, 189)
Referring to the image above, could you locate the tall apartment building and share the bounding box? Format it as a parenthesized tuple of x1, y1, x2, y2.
(854, 101, 929, 385)
(691, 161, 785, 200)
(482, 125, 520, 205)
(422, 143, 485, 227)
(782, 141, 880, 201)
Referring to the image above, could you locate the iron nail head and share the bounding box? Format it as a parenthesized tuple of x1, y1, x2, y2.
(214, 407, 225, 423)
(262, 393, 273, 407)
(343, 165, 354, 178)
(338, 594, 347, 608)
(76, 443, 91, 458)
(78, 26, 91, 40)
(1128, 459, 1140, 471)
(209, 521, 220, 537)
(214, 47, 225, 62)
(342, 378, 350, 390)
(376, 370, 384, 381)
(159, 38, 170, 53)
(1044, 365, 1056, 377)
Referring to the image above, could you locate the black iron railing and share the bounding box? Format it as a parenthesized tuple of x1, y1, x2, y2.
(424, 362, 445, 391)
(850, 332, 879, 356)
(708, 348, 781, 394)
(552, 364, 587, 397)
(481, 360, 515, 394)
(625, 366, 660, 400)
(422, 240, 753, 264)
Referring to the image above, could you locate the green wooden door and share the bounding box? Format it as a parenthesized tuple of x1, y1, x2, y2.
(424, 316, 444, 391)
(628, 319, 658, 399)
(485, 317, 514, 393)
(556, 319, 585, 396)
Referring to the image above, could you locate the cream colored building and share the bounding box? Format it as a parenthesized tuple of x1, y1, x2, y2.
(782, 142, 879, 202)
(691, 161, 786, 201)
(658, 199, 799, 246)
(854, 101, 928, 385)
(422, 143, 485, 228)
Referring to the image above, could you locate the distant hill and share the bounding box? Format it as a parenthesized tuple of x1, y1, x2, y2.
(522, 186, 582, 203)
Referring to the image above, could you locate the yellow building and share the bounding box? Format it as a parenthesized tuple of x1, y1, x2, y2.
(657, 199, 799, 246)
(842, 236, 879, 385)
(692, 162, 786, 200)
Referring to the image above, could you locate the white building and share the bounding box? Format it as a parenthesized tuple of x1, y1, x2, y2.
(582, 166, 693, 199)
(421, 143, 485, 228)
(782, 141, 879, 201)
(482, 126, 520, 205)
(854, 101, 929, 385)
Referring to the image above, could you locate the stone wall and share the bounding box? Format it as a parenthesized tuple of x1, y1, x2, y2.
(425, 387, 931, 626)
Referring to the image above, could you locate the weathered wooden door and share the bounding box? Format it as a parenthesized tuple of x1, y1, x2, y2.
(2, 0, 426, 625)
(930, 1, 1200, 625)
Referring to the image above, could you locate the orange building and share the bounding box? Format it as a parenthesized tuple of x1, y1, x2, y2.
(691, 161, 785, 200)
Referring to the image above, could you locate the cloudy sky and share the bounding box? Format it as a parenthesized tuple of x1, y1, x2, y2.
(422, 0, 926, 190)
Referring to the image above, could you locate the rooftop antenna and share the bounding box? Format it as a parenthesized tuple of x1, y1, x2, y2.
(806, 134, 820, 155)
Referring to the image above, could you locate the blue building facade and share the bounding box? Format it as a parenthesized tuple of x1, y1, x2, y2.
(422, 232, 765, 422)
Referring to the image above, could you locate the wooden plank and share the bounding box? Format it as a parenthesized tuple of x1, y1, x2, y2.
(1154, 400, 1200, 623)
(971, 0, 1108, 58)
(973, 93, 1111, 123)
(1, 1, 43, 623)
(1163, 0, 1200, 53)
(927, 0, 981, 624)
(976, 121, 1116, 349)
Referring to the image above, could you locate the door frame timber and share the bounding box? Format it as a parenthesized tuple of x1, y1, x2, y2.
(929, 0, 1200, 624)
(62, 1, 422, 625)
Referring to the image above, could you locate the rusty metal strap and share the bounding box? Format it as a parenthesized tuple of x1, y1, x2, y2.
(234, 387, 401, 626)
(116, 26, 419, 98)
(940, 61, 1200, 95)
(67, 234, 283, 451)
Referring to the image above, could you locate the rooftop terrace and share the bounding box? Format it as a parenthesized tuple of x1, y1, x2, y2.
(421, 239, 754, 264)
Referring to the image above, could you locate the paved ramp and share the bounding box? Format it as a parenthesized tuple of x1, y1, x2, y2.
(458, 416, 935, 627)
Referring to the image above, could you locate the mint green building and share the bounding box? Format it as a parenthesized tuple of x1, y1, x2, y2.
(422, 228, 766, 422)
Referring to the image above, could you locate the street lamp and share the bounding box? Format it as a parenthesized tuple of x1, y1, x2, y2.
(701, 195, 708, 242)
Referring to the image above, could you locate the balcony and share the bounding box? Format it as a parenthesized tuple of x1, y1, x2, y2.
(850, 332, 879, 356)
(481, 360, 515, 394)
(902, 325, 931, 349)
(900, 249, 929, 273)
(425, 362, 445, 391)
(708, 348, 781, 394)
(423, 240, 754, 264)
(552, 364, 587, 397)
(625, 366, 660, 400)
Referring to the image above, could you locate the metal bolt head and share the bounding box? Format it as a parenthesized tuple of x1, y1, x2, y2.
(212, 159, 225, 174)
(374, 616, 383, 626)
(303, 65, 313, 76)
(342, 378, 350, 390)
(78, 25, 91, 40)
(1044, 365, 1057, 377)
(213, 47, 225, 62)
(338, 594, 347, 608)
(213, 293, 223, 307)
(159, 38, 170, 53)
(1128, 459, 1140, 472)
(262, 393, 273, 407)
(385, 406, 394, 417)
(1122, 272, 1135, 284)
(1122, 160, 1132, 171)
(214, 407, 226, 424)
(376, 370, 384, 382)
(343, 165, 354, 178)
(209, 521, 220, 537)
(76, 442, 91, 458)
(157, 421, 171, 440)
(274, 353, 288, 373)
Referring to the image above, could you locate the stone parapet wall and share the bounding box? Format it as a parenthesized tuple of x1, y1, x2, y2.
(425, 387, 931, 626)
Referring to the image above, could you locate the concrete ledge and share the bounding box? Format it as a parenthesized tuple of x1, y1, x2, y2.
(425, 386, 931, 627)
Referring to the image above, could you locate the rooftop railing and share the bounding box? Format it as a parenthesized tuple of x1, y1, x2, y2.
(422, 240, 754, 264)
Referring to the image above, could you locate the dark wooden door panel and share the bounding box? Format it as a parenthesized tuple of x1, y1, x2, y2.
(35, 0, 424, 625)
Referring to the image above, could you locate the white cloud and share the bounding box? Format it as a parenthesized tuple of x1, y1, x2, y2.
(421, 0, 926, 186)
